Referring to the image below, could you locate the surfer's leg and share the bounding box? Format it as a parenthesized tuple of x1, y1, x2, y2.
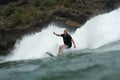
(58, 45, 64, 55)
(58, 45, 67, 55)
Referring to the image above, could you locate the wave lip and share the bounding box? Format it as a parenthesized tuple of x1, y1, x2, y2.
(74, 8, 120, 49)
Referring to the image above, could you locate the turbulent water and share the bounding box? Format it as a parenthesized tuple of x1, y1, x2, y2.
(0, 8, 120, 80)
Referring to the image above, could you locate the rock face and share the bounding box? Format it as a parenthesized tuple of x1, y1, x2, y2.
(0, 0, 17, 4)
(104, 0, 120, 11)
(65, 20, 81, 28)
(0, 0, 120, 55)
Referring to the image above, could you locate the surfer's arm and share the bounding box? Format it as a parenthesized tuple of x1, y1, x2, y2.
(71, 39, 76, 48)
(53, 32, 61, 36)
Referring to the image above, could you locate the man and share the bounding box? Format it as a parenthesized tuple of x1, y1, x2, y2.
(53, 29, 76, 55)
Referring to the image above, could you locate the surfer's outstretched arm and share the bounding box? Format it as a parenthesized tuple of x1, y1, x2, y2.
(53, 32, 61, 36)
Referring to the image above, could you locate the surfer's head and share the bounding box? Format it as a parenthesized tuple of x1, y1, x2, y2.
(64, 29, 68, 35)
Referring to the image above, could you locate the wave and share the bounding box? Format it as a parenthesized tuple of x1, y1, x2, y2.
(3, 8, 120, 61)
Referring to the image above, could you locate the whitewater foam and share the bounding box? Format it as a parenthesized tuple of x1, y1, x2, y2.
(4, 8, 120, 61)
(74, 8, 120, 49)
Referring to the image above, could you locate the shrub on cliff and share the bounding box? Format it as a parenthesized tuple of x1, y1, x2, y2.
(2, 3, 15, 17)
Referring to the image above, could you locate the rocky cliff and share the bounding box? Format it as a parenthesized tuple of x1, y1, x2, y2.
(0, 0, 120, 55)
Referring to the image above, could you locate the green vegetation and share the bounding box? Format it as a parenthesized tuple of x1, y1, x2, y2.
(0, 0, 87, 29)
(2, 3, 15, 17)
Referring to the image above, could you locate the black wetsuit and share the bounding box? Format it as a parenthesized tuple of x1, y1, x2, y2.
(61, 34, 72, 48)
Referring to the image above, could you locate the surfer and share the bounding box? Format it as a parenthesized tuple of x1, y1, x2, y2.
(53, 29, 76, 55)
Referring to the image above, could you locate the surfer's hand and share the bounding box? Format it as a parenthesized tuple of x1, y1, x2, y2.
(53, 32, 55, 34)
(74, 45, 76, 48)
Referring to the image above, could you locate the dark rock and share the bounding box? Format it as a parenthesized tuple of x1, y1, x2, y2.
(104, 0, 120, 11)
(0, 0, 17, 5)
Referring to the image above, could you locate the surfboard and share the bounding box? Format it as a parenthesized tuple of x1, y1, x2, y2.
(46, 52, 55, 57)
